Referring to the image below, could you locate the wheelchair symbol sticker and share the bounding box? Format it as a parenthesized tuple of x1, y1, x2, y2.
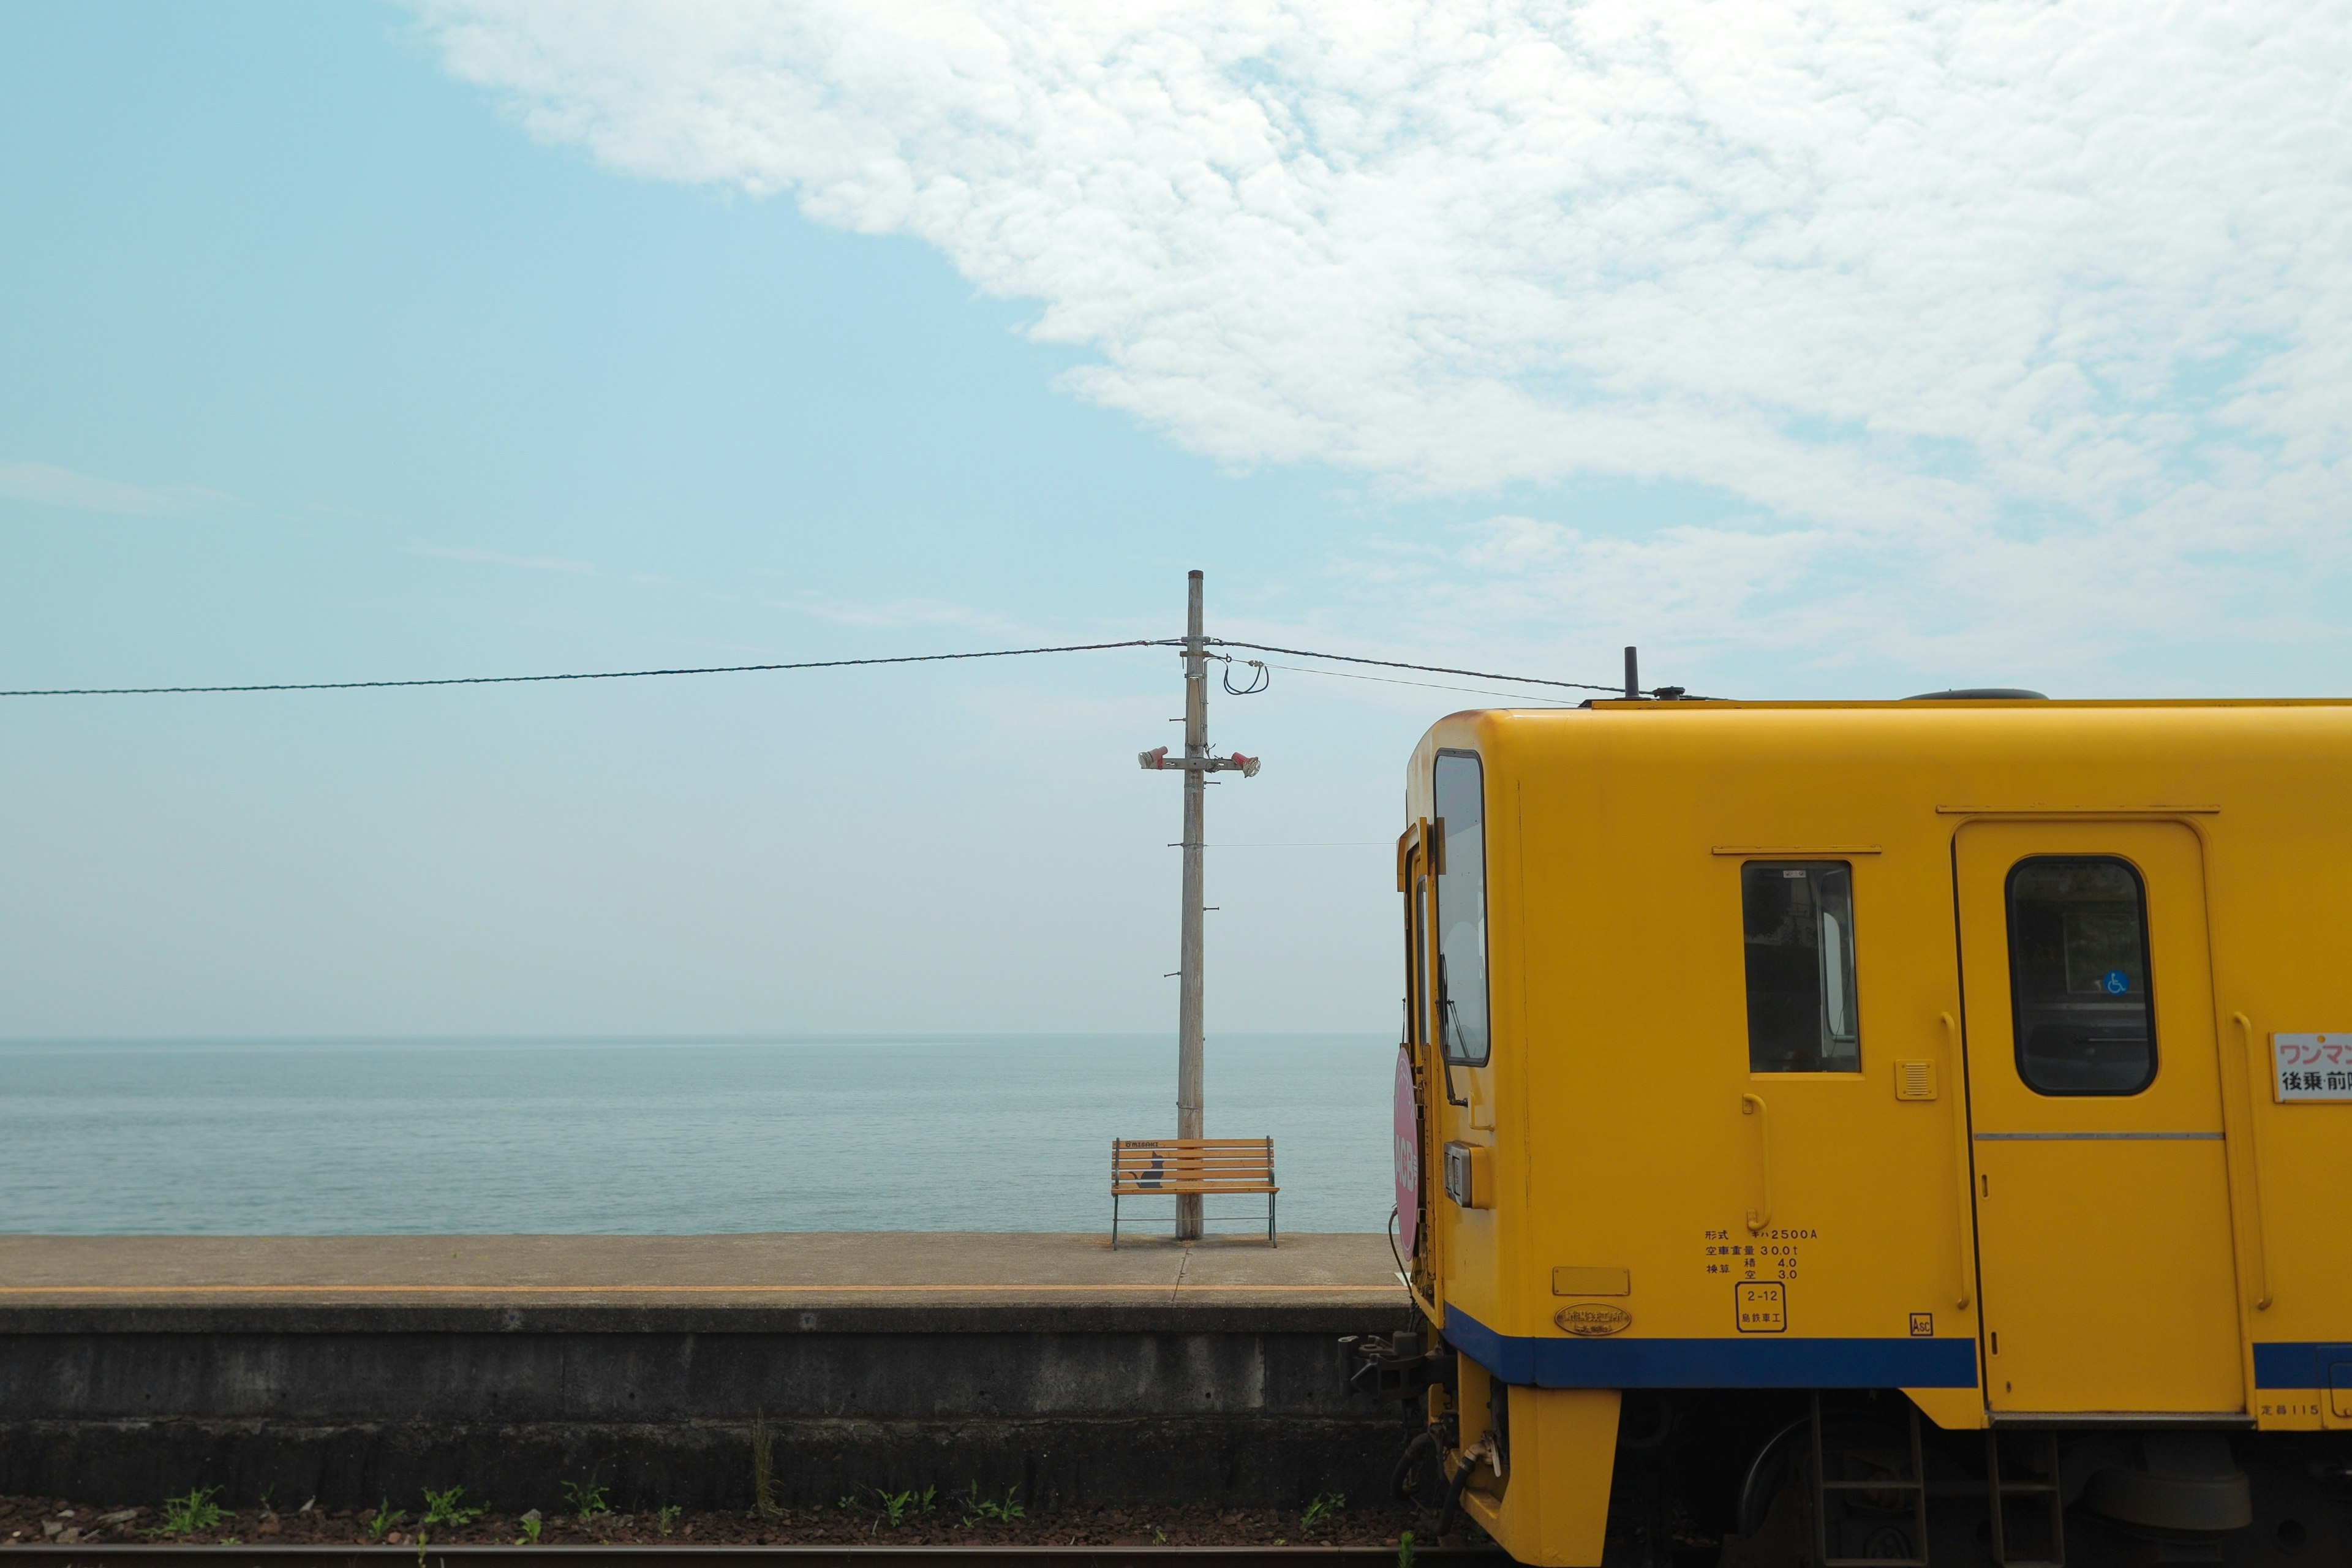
(2101, 970, 2130, 995)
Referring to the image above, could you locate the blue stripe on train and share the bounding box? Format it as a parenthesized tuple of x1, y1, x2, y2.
(1443, 1306, 1979, 1389)
(2253, 1343, 2352, 1389)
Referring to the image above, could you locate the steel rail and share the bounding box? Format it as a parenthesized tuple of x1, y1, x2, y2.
(0, 1548, 1496, 1566)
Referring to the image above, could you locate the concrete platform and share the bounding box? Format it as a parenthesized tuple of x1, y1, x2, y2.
(0, 1234, 1413, 1512)
(0, 1232, 1401, 1332)
(0, 1231, 1396, 1300)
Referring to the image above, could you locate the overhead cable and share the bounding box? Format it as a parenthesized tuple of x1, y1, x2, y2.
(1207, 639, 1646, 696)
(1219, 657, 1270, 696)
(1242, 658, 1581, 706)
(0, 636, 1686, 701)
(0, 640, 1165, 698)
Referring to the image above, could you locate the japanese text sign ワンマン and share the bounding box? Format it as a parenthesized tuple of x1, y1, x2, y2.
(2272, 1033, 2352, 1101)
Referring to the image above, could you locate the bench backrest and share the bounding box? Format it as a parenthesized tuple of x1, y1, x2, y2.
(1111, 1137, 1276, 1193)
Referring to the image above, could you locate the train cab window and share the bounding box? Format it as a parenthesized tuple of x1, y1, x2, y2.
(2006, 856, 2156, 1095)
(1433, 752, 1489, 1065)
(1741, 862, 1860, 1072)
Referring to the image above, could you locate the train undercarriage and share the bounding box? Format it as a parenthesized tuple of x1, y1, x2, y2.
(1351, 1331, 2352, 1567)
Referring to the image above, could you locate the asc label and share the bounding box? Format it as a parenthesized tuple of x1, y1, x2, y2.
(2272, 1034, 2352, 1101)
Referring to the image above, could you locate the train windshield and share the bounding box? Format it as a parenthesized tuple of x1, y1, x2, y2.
(1433, 752, 1489, 1065)
(1742, 861, 1861, 1072)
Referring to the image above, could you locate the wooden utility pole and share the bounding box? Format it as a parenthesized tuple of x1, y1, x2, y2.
(1137, 570, 1259, 1240)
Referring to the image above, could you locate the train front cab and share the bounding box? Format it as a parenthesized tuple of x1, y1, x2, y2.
(1377, 699, 2352, 1567)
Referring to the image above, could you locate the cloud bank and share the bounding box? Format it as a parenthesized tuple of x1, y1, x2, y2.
(416, 0, 2352, 676)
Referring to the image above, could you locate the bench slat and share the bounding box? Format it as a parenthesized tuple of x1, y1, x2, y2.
(1112, 1135, 1276, 1196)
(1111, 1174, 1277, 1185)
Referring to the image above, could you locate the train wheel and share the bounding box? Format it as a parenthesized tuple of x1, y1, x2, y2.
(1730, 1403, 1927, 1568)
(1735, 1417, 1812, 1542)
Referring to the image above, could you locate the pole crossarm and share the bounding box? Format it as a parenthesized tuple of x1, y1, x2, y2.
(1137, 746, 1262, 777)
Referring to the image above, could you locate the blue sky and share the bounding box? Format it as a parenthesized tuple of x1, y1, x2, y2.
(3, 1, 2345, 1038)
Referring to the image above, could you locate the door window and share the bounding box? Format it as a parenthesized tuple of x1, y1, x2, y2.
(1742, 862, 1861, 1072)
(1401, 841, 1423, 1048)
(2005, 856, 2157, 1095)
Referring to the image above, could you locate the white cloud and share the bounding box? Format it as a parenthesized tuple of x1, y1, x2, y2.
(413, 0, 2352, 676)
(0, 460, 232, 516)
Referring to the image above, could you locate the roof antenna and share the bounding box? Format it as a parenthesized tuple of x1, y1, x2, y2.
(1623, 645, 1640, 701)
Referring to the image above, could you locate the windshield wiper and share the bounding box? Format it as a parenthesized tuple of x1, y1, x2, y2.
(1433, 960, 1471, 1108)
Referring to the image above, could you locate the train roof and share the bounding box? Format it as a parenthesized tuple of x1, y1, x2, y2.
(1409, 695, 2352, 782)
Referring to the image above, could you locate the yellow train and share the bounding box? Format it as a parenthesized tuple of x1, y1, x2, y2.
(1358, 695, 2352, 1567)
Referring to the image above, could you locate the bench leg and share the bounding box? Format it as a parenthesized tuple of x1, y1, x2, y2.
(1112, 1193, 1120, 1250)
(1269, 1192, 1278, 1247)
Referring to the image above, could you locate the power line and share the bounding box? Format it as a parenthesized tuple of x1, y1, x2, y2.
(1208, 639, 1637, 696)
(1249, 658, 1580, 706)
(0, 639, 1164, 698)
(0, 635, 1684, 701)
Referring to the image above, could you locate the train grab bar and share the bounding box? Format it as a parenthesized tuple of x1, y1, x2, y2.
(2230, 1012, 2273, 1311)
(1741, 1093, 1773, 1234)
(1942, 1012, 1975, 1311)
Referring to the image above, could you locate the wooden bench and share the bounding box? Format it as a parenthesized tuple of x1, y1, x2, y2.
(1110, 1137, 1278, 1248)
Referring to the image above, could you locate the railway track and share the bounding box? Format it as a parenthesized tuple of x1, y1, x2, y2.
(0, 1548, 1500, 1566)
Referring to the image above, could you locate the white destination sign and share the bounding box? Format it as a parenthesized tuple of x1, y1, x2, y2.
(2272, 1033, 2352, 1101)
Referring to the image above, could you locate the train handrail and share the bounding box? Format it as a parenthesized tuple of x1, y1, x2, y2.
(2228, 1011, 2273, 1311)
(1941, 1012, 1975, 1311)
(1740, 1093, 1773, 1234)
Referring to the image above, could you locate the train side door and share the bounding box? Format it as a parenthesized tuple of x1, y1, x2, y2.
(1954, 819, 2244, 1415)
(1397, 823, 1433, 1275)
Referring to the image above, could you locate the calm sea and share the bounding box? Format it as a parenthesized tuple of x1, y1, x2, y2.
(0, 1034, 1395, 1235)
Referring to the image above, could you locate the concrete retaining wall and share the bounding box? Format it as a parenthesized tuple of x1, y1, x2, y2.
(0, 1305, 1409, 1510)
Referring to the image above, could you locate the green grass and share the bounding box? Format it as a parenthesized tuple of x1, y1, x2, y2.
(421, 1486, 485, 1527)
(1301, 1491, 1346, 1529)
(957, 1481, 1025, 1527)
(560, 1479, 609, 1522)
(751, 1414, 776, 1515)
(868, 1485, 936, 1529)
(151, 1487, 227, 1537)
